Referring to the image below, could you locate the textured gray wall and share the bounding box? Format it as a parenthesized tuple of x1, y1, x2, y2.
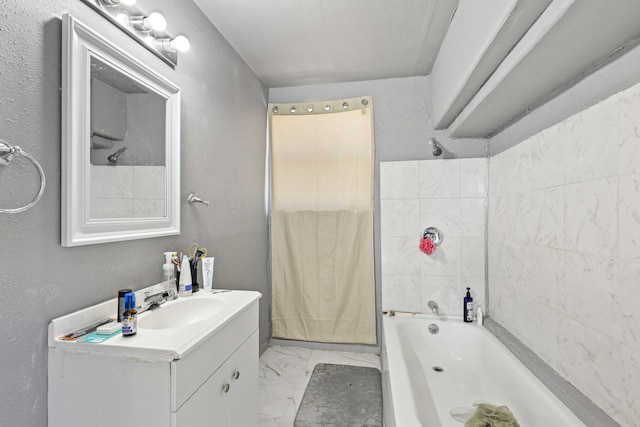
(0, 1, 268, 426)
(270, 77, 487, 350)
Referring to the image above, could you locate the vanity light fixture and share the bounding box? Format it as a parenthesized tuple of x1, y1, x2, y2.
(156, 36, 191, 53)
(130, 12, 167, 32)
(81, 0, 190, 68)
(99, 0, 136, 6)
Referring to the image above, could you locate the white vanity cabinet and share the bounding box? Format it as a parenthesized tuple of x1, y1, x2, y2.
(48, 291, 260, 427)
(175, 331, 258, 426)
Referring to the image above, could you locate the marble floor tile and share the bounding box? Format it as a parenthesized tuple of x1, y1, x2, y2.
(259, 383, 303, 418)
(258, 345, 380, 426)
(259, 346, 313, 390)
(259, 414, 294, 427)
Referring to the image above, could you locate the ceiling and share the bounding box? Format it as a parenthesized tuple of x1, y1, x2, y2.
(193, 0, 640, 137)
(193, 0, 458, 88)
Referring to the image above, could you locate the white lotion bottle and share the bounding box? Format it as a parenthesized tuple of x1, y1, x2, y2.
(178, 255, 192, 297)
(202, 257, 214, 293)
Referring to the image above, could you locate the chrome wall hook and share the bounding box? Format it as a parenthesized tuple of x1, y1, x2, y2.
(187, 192, 209, 206)
(0, 141, 17, 165)
(422, 227, 444, 246)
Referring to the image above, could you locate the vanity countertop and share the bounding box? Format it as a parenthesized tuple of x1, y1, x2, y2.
(48, 290, 261, 361)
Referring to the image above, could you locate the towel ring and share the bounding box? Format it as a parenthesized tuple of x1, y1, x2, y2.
(0, 140, 46, 213)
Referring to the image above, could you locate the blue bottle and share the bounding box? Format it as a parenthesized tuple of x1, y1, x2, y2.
(121, 292, 138, 336)
(463, 287, 473, 323)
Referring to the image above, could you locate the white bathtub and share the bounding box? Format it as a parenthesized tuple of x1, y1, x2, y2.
(381, 313, 586, 427)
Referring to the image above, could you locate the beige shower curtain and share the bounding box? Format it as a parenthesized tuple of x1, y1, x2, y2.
(270, 97, 375, 344)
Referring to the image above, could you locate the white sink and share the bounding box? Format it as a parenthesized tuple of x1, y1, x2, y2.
(49, 290, 261, 360)
(138, 297, 227, 329)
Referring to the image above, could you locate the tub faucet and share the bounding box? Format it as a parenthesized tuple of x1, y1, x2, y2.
(427, 300, 439, 314)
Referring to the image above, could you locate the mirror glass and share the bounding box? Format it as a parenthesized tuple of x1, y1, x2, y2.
(89, 56, 166, 219)
(62, 14, 181, 246)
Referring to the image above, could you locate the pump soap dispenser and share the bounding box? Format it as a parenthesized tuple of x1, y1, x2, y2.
(463, 287, 473, 323)
(163, 252, 176, 286)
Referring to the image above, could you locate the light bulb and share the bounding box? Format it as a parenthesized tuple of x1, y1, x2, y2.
(157, 36, 191, 53)
(172, 35, 190, 52)
(130, 12, 166, 32)
(145, 12, 166, 31)
(115, 13, 128, 26)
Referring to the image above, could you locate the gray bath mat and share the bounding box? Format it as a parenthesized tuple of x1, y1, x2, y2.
(294, 363, 382, 427)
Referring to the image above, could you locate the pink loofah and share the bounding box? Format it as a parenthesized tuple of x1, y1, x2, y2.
(419, 237, 436, 255)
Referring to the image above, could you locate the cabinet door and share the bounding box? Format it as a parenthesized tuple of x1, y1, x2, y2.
(174, 366, 229, 427)
(228, 331, 259, 427)
(173, 329, 259, 427)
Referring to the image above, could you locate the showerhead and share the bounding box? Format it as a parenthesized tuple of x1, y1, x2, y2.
(430, 138, 443, 157)
(107, 147, 127, 164)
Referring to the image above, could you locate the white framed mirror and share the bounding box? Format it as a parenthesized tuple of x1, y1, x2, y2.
(61, 14, 180, 247)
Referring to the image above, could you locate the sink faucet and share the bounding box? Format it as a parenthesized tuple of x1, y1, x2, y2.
(138, 291, 166, 314)
(427, 300, 439, 315)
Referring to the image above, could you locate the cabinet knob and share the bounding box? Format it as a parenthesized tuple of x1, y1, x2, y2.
(233, 370, 240, 380)
(222, 383, 230, 393)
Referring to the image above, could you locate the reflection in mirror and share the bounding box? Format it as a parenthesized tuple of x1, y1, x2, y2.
(62, 14, 181, 247)
(89, 57, 166, 219)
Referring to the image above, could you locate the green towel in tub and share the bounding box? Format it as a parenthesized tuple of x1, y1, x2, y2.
(463, 403, 520, 427)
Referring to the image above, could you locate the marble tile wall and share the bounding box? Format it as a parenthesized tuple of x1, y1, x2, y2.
(90, 165, 166, 218)
(488, 82, 640, 426)
(380, 158, 487, 316)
